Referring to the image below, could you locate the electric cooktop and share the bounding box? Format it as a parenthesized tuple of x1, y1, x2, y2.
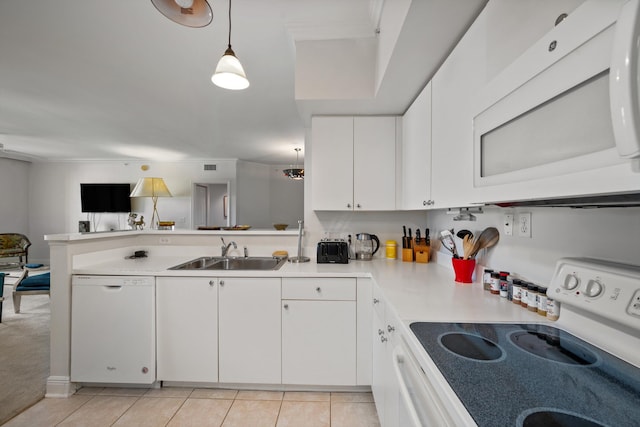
(409, 322, 640, 427)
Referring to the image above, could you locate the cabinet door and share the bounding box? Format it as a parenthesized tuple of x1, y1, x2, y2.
(371, 296, 387, 424)
(402, 82, 432, 209)
(282, 300, 356, 385)
(156, 277, 218, 382)
(218, 277, 281, 384)
(311, 116, 354, 210)
(354, 116, 397, 210)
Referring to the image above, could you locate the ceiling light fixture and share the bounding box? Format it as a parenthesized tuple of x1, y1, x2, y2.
(283, 148, 304, 180)
(211, 0, 249, 90)
(150, 0, 213, 28)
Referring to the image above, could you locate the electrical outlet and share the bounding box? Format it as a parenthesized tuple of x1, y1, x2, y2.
(159, 237, 171, 244)
(503, 214, 513, 236)
(518, 212, 532, 237)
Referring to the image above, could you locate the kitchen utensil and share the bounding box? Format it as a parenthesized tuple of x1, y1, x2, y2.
(355, 233, 380, 260)
(468, 227, 500, 259)
(462, 234, 475, 260)
(438, 229, 458, 258)
(456, 229, 473, 240)
(425, 228, 430, 246)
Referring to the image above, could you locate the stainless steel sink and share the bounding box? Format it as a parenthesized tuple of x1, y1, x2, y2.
(169, 256, 287, 271)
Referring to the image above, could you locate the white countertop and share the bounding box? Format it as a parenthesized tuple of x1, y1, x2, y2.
(73, 255, 544, 325)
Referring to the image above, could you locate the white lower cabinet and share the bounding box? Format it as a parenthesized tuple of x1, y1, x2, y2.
(218, 277, 282, 384)
(156, 277, 218, 382)
(371, 286, 400, 427)
(282, 277, 357, 385)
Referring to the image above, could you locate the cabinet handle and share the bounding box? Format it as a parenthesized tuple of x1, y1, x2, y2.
(380, 336, 388, 343)
(373, 298, 379, 304)
(347, 203, 352, 208)
(316, 287, 321, 292)
(356, 203, 362, 209)
(219, 280, 225, 286)
(423, 200, 427, 206)
(378, 329, 384, 335)
(387, 325, 395, 333)
(283, 304, 289, 310)
(209, 280, 215, 286)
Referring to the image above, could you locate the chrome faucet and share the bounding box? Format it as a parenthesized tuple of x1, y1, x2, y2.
(220, 238, 237, 257)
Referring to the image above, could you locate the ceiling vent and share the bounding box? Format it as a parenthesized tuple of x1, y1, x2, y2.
(204, 164, 217, 171)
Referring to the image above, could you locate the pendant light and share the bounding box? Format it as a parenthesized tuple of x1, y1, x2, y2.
(150, 0, 213, 28)
(283, 148, 304, 180)
(211, 0, 249, 90)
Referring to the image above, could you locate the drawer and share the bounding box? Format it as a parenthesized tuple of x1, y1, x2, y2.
(282, 278, 356, 301)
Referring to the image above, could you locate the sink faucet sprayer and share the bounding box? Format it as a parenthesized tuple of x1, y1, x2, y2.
(221, 238, 237, 257)
(288, 220, 310, 263)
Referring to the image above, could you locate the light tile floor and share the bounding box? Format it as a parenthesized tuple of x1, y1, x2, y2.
(2, 388, 380, 427)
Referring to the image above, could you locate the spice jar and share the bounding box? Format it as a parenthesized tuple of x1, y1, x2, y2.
(385, 240, 397, 259)
(537, 286, 548, 316)
(547, 297, 560, 321)
(512, 279, 522, 304)
(490, 272, 501, 295)
(520, 282, 529, 309)
(483, 269, 494, 292)
(499, 272, 509, 298)
(527, 285, 539, 312)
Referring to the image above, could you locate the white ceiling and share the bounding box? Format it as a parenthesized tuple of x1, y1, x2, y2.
(0, 0, 486, 165)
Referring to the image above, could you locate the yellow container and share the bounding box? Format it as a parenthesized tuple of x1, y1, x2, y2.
(385, 240, 397, 259)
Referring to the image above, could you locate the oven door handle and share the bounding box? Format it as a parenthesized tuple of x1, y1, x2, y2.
(392, 345, 424, 427)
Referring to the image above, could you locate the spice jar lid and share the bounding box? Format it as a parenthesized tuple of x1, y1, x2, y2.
(385, 240, 397, 246)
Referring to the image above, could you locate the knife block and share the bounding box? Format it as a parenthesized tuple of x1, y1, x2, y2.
(402, 248, 414, 262)
(414, 239, 430, 263)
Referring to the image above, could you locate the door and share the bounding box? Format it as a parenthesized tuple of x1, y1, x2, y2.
(156, 277, 218, 382)
(354, 116, 397, 210)
(282, 300, 356, 385)
(311, 116, 354, 210)
(193, 184, 208, 228)
(402, 82, 433, 209)
(218, 277, 281, 384)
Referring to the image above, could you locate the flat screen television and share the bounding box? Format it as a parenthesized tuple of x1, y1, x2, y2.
(80, 183, 132, 213)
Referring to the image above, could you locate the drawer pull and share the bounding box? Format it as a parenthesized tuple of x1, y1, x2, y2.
(373, 298, 380, 304)
(316, 287, 321, 292)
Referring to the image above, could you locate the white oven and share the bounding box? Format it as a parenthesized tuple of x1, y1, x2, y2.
(473, 0, 640, 195)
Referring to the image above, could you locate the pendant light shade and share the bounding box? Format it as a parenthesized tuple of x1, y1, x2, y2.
(212, 47, 249, 90)
(151, 0, 213, 28)
(212, 0, 249, 90)
(283, 148, 304, 180)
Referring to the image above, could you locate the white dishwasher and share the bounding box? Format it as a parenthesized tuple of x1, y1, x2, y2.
(71, 275, 155, 384)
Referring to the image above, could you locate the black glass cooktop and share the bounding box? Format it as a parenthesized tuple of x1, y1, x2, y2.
(409, 323, 640, 427)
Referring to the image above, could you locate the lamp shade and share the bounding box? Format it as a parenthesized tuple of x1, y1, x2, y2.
(211, 47, 250, 90)
(150, 0, 213, 28)
(130, 178, 173, 198)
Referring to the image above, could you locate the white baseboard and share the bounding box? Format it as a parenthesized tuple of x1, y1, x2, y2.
(46, 376, 76, 398)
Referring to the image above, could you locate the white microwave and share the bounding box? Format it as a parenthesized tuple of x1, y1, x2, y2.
(473, 0, 640, 190)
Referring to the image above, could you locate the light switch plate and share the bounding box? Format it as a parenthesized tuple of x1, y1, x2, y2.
(503, 214, 514, 236)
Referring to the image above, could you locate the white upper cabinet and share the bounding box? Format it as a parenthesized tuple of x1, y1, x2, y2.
(401, 82, 433, 209)
(312, 116, 397, 211)
(311, 116, 354, 210)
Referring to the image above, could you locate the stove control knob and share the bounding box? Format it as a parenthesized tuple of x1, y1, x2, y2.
(585, 279, 604, 298)
(563, 274, 580, 290)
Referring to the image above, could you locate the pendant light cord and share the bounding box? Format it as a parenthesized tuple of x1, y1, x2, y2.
(227, 0, 232, 49)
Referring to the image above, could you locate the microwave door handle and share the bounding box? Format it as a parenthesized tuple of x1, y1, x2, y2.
(610, 0, 640, 158)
